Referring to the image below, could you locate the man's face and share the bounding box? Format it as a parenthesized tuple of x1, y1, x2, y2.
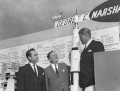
(79, 34, 87, 44)
(49, 52, 58, 64)
(29, 50, 39, 63)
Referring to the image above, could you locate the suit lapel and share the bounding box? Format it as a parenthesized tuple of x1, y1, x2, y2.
(86, 40, 94, 50)
(37, 66, 41, 83)
(82, 47, 87, 54)
(49, 65, 58, 77)
(27, 63, 37, 79)
(82, 40, 94, 54)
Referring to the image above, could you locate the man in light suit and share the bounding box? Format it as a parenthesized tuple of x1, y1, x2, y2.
(17, 48, 46, 91)
(45, 51, 70, 91)
(78, 28, 105, 91)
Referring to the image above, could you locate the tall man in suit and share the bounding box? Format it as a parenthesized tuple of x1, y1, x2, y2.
(17, 48, 46, 91)
(78, 28, 105, 91)
(45, 51, 70, 91)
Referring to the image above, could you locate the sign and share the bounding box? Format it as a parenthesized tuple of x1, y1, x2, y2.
(89, 0, 120, 22)
(79, 25, 120, 51)
(55, 13, 90, 28)
(91, 26, 120, 51)
(51, 11, 63, 22)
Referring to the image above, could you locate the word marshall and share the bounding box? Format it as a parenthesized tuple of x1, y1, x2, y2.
(91, 5, 120, 19)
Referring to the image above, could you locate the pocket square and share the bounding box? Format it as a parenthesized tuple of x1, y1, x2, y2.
(42, 73, 44, 75)
(88, 50, 92, 52)
(62, 69, 65, 72)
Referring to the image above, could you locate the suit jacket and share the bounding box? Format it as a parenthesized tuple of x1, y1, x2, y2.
(17, 63, 47, 91)
(45, 63, 70, 91)
(79, 40, 105, 88)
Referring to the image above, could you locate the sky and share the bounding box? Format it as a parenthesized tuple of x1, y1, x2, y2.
(0, 0, 107, 41)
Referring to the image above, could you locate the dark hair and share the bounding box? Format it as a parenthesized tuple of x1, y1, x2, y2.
(47, 51, 54, 59)
(26, 48, 35, 60)
(78, 27, 91, 36)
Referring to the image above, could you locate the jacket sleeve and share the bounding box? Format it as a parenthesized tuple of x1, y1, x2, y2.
(17, 67, 25, 91)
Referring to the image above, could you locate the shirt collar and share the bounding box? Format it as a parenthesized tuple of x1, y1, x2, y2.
(51, 63, 58, 69)
(85, 39, 93, 48)
(29, 62, 37, 67)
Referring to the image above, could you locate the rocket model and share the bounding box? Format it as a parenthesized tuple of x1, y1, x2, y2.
(70, 7, 82, 91)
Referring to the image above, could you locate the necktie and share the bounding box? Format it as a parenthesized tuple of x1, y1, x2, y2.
(55, 64, 58, 76)
(33, 65, 37, 77)
(84, 45, 86, 49)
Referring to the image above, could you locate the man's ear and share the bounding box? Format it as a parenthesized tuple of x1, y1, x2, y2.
(48, 58, 51, 62)
(85, 34, 89, 40)
(28, 56, 31, 60)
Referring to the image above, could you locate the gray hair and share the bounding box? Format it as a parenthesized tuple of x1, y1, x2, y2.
(78, 27, 91, 37)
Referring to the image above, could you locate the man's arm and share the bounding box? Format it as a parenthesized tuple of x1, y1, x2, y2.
(64, 63, 71, 86)
(17, 67, 25, 91)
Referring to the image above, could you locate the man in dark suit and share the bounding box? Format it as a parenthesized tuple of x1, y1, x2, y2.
(45, 51, 70, 91)
(78, 28, 105, 91)
(17, 48, 46, 91)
